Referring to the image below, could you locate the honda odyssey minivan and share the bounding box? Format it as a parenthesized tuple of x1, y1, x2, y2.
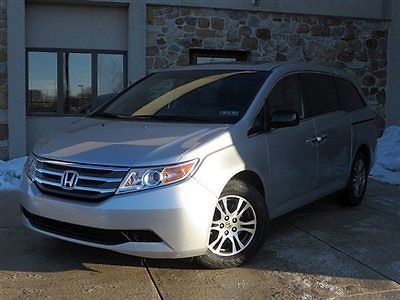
(20, 62, 377, 268)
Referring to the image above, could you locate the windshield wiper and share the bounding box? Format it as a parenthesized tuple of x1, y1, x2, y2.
(130, 115, 216, 123)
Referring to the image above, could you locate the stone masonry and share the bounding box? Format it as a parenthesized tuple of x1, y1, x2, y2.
(146, 5, 389, 124)
(0, 0, 7, 160)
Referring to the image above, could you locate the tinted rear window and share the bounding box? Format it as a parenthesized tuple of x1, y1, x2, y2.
(300, 73, 340, 117)
(337, 78, 365, 112)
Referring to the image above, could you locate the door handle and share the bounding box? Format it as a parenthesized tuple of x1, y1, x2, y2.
(316, 134, 328, 143)
(305, 137, 317, 145)
(306, 135, 327, 145)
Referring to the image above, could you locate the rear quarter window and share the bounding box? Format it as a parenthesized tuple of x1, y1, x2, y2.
(300, 73, 340, 117)
(337, 78, 365, 112)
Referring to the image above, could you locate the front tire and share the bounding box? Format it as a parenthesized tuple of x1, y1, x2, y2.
(338, 151, 369, 206)
(196, 179, 268, 269)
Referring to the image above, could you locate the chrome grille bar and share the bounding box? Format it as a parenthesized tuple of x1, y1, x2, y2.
(36, 158, 130, 172)
(36, 168, 122, 183)
(35, 177, 116, 193)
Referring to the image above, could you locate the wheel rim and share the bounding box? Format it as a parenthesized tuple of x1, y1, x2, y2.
(208, 195, 257, 257)
(352, 158, 366, 198)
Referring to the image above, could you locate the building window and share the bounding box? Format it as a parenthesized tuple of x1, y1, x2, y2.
(64, 53, 92, 114)
(189, 49, 249, 65)
(97, 54, 125, 106)
(27, 49, 127, 115)
(27, 52, 58, 113)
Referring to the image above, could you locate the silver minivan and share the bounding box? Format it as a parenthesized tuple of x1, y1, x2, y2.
(20, 62, 377, 268)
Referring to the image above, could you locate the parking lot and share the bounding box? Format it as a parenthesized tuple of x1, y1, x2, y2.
(1, 179, 399, 299)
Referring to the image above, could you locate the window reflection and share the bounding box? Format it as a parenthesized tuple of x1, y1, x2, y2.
(28, 52, 58, 113)
(98, 54, 124, 105)
(196, 57, 237, 64)
(64, 53, 92, 114)
(27, 50, 126, 115)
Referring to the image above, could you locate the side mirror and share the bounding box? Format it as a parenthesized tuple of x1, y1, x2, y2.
(270, 110, 299, 128)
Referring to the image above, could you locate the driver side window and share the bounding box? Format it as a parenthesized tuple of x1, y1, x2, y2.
(267, 74, 304, 120)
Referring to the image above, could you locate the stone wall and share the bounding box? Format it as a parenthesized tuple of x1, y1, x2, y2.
(146, 5, 389, 122)
(0, 0, 7, 160)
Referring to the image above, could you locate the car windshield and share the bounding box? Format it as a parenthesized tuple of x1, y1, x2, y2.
(93, 70, 269, 124)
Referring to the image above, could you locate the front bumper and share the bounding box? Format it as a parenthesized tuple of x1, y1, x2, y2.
(19, 175, 217, 258)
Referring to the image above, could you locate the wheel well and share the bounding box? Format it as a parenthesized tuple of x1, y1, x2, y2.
(230, 171, 265, 197)
(356, 144, 370, 168)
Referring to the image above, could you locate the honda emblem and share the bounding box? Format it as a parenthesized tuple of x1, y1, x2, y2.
(60, 170, 79, 190)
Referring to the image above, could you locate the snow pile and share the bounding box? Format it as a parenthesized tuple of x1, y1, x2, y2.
(0, 156, 27, 191)
(370, 126, 400, 185)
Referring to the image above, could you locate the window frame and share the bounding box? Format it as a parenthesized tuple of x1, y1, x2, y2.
(26, 48, 128, 116)
(189, 49, 249, 65)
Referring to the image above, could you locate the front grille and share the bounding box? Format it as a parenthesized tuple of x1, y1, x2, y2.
(22, 207, 163, 245)
(34, 157, 129, 202)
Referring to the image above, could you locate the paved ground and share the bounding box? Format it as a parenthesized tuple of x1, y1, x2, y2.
(1, 179, 399, 299)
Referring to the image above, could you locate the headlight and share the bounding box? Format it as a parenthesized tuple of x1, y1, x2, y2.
(25, 155, 37, 181)
(116, 159, 198, 194)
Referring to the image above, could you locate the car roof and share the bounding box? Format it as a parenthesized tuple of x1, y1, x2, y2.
(156, 61, 358, 84)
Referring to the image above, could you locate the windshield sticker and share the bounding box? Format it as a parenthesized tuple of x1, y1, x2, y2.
(220, 111, 239, 117)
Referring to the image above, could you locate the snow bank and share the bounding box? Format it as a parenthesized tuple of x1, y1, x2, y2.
(370, 126, 400, 185)
(0, 156, 27, 191)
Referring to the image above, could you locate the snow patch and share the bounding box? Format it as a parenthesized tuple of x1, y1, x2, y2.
(0, 156, 27, 191)
(370, 126, 400, 185)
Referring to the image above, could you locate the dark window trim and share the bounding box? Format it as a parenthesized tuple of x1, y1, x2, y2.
(265, 73, 305, 124)
(26, 48, 128, 117)
(299, 72, 342, 118)
(352, 117, 375, 126)
(189, 48, 249, 65)
(266, 73, 306, 119)
(26, 47, 127, 55)
(335, 76, 367, 112)
(248, 103, 269, 137)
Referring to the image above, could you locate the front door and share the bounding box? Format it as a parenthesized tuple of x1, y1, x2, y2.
(300, 73, 352, 198)
(265, 74, 318, 217)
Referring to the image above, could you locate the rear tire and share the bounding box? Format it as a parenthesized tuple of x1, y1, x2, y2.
(338, 151, 369, 206)
(196, 179, 268, 269)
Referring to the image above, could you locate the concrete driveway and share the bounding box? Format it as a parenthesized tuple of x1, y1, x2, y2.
(1, 179, 399, 299)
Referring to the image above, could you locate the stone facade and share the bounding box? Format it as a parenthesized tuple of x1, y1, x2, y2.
(0, 0, 7, 160)
(146, 5, 389, 122)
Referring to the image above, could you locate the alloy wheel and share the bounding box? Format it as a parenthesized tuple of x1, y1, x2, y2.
(208, 195, 257, 257)
(352, 158, 366, 198)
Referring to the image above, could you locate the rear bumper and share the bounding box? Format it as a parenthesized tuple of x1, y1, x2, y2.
(19, 174, 218, 258)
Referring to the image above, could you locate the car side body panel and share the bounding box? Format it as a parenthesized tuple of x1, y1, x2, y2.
(314, 110, 352, 198)
(187, 131, 270, 213)
(349, 106, 377, 169)
(265, 119, 318, 218)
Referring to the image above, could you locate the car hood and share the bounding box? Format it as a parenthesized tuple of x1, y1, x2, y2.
(33, 117, 230, 167)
